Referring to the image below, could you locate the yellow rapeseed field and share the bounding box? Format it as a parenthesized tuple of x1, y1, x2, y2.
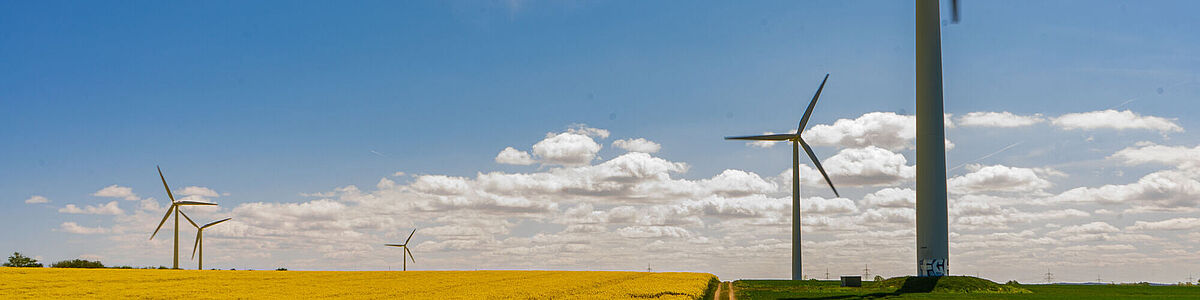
(0, 268, 717, 299)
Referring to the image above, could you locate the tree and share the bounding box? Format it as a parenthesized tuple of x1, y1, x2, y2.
(3, 252, 43, 267)
(50, 259, 104, 268)
(874, 275, 884, 282)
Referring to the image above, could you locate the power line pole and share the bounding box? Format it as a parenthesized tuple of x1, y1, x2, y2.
(863, 264, 871, 280)
(1044, 270, 1054, 284)
(825, 268, 830, 280)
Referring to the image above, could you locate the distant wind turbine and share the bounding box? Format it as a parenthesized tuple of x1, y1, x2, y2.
(180, 211, 231, 270)
(725, 74, 839, 281)
(385, 229, 417, 271)
(149, 166, 217, 269)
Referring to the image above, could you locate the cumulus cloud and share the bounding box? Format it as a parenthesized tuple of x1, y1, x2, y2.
(1110, 142, 1200, 169)
(957, 112, 1045, 127)
(58, 222, 110, 234)
(803, 112, 915, 150)
(1126, 218, 1200, 231)
(1047, 168, 1200, 210)
(25, 195, 49, 204)
(807, 146, 915, 187)
(178, 186, 220, 198)
(1047, 222, 1120, 237)
(532, 132, 602, 166)
(93, 185, 139, 201)
(1052, 110, 1183, 133)
(59, 201, 124, 215)
(948, 164, 1053, 194)
(612, 138, 662, 153)
(862, 188, 914, 208)
(495, 147, 536, 165)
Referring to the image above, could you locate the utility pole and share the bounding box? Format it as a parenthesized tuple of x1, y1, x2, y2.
(826, 268, 830, 280)
(1044, 270, 1054, 284)
(863, 264, 871, 280)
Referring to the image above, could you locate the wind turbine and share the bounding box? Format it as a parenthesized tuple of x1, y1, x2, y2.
(725, 74, 839, 280)
(149, 166, 217, 269)
(181, 211, 231, 271)
(913, 0, 958, 277)
(385, 229, 417, 271)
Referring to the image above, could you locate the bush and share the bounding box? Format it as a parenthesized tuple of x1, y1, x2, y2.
(3, 252, 43, 267)
(1005, 280, 1020, 285)
(50, 259, 104, 268)
(276, 268, 288, 271)
(874, 275, 885, 282)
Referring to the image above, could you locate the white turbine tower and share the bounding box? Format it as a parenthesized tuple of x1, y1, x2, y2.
(914, 0, 956, 277)
(725, 74, 839, 280)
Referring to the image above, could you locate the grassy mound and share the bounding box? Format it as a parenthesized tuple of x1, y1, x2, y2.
(876, 276, 1031, 294)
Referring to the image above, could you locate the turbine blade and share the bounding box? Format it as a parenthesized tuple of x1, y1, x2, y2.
(799, 139, 839, 197)
(192, 230, 201, 260)
(405, 247, 415, 263)
(797, 74, 830, 133)
(384, 244, 404, 247)
(178, 210, 199, 228)
(404, 229, 416, 244)
(202, 218, 232, 229)
(952, 0, 960, 23)
(158, 166, 176, 202)
(724, 134, 796, 141)
(150, 206, 174, 240)
(175, 201, 218, 206)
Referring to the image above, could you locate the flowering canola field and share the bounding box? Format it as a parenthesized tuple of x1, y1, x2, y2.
(0, 268, 717, 299)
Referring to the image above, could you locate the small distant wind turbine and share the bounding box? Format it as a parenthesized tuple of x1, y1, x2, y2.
(150, 166, 217, 269)
(725, 74, 839, 281)
(385, 229, 417, 271)
(180, 211, 231, 270)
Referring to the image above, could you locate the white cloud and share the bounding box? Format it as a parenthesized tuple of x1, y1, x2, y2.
(948, 164, 1053, 194)
(58, 201, 124, 215)
(957, 112, 1045, 127)
(810, 146, 915, 187)
(701, 170, 776, 197)
(1127, 218, 1200, 231)
(566, 124, 610, 139)
(803, 112, 915, 150)
(615, 226, 691, 239)
(495, 147, 536, 165)
(1047, 222, 1120, 237)
(1052, 110, 1183, 133)
(532, 132, 602, 166)
(178, 186, 220, 198)
(58, 222, 109, 234)
(612, 138, 662, 153)
(862, 188, 914, 208)
(1110, 142, 1200, 169)
(1047, 168, 1200, 210)
(24, 195, 49, 204)
(93, 185, 139, 201)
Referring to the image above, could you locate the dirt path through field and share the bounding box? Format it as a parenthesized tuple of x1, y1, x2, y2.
(712, 280, 723, 300)
(726, 281, 736, 300)
(713, 281, 735, 300)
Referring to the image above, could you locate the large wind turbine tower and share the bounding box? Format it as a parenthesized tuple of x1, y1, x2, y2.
(915, 0, 951, 277)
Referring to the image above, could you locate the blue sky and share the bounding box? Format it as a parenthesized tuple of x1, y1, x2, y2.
(3, 1, 1199, 282)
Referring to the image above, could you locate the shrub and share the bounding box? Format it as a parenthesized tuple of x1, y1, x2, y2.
(1005, 280, 1020, 285)
(276, 268, 288, 271)
(50, 259, 104, 268)
(3, 252, 43, 267)
(874, 275, 885, 282)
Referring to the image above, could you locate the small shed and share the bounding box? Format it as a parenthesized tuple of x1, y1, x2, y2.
(840, 276, 862, 287)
